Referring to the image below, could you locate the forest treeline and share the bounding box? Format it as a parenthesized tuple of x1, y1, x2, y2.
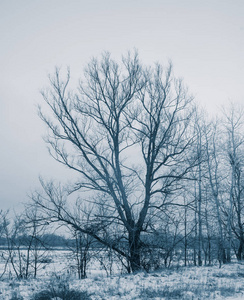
(1, 51, 244, 278)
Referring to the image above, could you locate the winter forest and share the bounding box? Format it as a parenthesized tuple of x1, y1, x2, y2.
(1, 52, 244, 299)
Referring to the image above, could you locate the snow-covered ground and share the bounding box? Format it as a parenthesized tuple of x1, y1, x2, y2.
(0, 250, 244, 299)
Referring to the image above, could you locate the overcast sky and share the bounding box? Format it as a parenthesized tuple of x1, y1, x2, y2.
(0, 0, 244, 212)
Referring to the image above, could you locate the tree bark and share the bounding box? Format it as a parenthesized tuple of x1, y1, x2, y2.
(129, 230, 141, 272)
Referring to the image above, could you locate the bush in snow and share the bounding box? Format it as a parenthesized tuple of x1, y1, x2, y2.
(31, 276, 91, 300)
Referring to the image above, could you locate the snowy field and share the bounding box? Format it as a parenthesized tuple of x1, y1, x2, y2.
(0, 250, 244, 299)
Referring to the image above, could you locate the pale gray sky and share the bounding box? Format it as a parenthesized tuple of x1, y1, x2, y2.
(0, 0, 244, 211)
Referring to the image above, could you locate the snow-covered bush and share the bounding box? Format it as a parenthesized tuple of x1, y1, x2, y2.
(31, 276, 91, 300)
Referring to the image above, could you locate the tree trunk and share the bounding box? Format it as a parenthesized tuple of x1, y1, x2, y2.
(198, 166, 202, 267)
(237, 238, 244, 261)
(184, 203, 187, 267)
(226, 172, 234, 263)
(193, 193, 197, 266)
(129, 231, 141, 272)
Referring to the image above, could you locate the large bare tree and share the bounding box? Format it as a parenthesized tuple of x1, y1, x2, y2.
(36, 52, 195, 272)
